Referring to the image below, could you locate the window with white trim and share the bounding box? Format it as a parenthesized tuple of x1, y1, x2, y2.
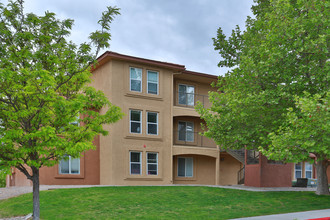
(147, 112, 158, 135)
(130, 152, 142, 175)
(130, 110, 142, 133)
(130, 67, 142, 92)
(305, 162, 313, 179)
(59, 155, 80, 174)
(178, 121, 194, 142)
(147, 152, 158, 175)
(178, 84, 195, 106)
(178, 157, 193, 177)
(294, 162, 302, 179)
(147, 71, 159, 94)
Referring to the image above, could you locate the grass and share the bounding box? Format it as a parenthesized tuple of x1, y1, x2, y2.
(0, 186, 329, 219)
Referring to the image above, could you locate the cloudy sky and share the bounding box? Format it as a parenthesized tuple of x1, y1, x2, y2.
(7, 0, 254, 76)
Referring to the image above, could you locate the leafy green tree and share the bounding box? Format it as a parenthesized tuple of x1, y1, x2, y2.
(0, 0, 122, 219)
(266, 93, 329, 195)
(197, 0, 329, 195)
(0, 169, 9, 187)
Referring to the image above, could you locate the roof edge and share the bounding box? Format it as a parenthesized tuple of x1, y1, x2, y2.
(94, 51, 219, 79)
(96, 51, 186, 71)
(183, 70, 218, 79)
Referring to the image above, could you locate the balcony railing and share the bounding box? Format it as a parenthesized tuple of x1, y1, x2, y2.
(173, 130, 217, 148)
(246, 150, 260, 164)
(174, 92, 211, 108)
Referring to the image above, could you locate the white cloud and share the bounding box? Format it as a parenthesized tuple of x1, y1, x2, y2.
(3, 0, 254, 76)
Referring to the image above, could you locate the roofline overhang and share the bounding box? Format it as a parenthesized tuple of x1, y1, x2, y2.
(93, 51, 219, 80)
(94, 51, 185, 71)
(182, 70, 218, 79)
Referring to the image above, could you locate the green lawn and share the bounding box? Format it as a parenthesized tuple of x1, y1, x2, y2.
(0, 186, 329, 219)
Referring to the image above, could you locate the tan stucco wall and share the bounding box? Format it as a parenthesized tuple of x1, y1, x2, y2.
(91, 59, 174, 185)
(39, 140, 100, 185)
(8, 167, 32, 187)
(8, 132, 101, 187)
(173, 155, 216, 185)
(219, 153, 242, 185)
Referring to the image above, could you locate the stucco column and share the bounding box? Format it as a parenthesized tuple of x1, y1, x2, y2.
(215, 152, 220, 185)
(6, 174, 10, 187)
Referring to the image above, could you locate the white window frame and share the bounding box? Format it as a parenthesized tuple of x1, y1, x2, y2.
(178, 121, 194, 142)
(59, 155, 80, 175)
(147, 70, 159, 95)
(130, 151, 142, 175)
(130, 110, 142, 134)
(147, 112, 158, 135)
(147, 152, 158, 175)
(177, 157, 193, 177)
(130, 67, 142, 92)
(305, 162, 313, 179)
(178, 84, 195, 106)
(294, 162, 302, 179)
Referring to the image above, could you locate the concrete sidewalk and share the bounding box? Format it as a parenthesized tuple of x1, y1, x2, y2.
(232, 209, 330, 220)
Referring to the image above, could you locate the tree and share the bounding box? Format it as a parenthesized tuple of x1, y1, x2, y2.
(266, 92, 329, 195)
(197, 0, 329, 195)
(0, 0, 122, 219)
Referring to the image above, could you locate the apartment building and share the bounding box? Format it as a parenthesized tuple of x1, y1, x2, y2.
(7, 52, 329, 187)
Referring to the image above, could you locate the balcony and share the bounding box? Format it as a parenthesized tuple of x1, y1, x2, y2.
(173, 130, 217, 148)
(173, 92, 211, 117)
(174, 92, 211, 108)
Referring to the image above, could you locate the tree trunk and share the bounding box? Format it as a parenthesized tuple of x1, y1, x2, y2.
(315, 159, 329, 195)
(32, 167, 40, 220)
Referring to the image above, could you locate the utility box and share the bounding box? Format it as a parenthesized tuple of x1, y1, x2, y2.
(307, 178, 317, 187)
(296, 178, 308, 187)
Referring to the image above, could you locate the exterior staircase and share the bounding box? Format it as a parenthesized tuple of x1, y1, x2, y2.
(226, 149, 245, 164)
(224, 148, 260, 185)
(225, 149, 245, 185)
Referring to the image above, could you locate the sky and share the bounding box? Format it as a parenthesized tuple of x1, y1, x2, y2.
(5, 0, 254, 76)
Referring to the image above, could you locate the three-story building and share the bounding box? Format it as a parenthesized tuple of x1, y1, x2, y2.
(10, 52, 321, 187)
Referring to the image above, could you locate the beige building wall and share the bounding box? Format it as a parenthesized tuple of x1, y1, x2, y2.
(219, 153, 242, 185)
(91, 58, 176, 185)
(173, 155, 216, 185)
(7, 167, 32, 187)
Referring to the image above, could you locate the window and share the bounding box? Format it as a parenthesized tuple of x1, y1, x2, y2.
(178, 84, 195, 106)
(305, 162, 313, 179)
(178, 157, 193, 177)
(147, 71, 159, 95)
(130, 152, 142, 175)
(147, 112, 158, 135)
(295, 162, 302, 179)
(59, 155, 80, 174)
(70, 115, 80, 126)
(130, 67, 142, 92)
(130, 110, 142, 133)
(147, 152, 158, 175)
(178, 121, 194, 142)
